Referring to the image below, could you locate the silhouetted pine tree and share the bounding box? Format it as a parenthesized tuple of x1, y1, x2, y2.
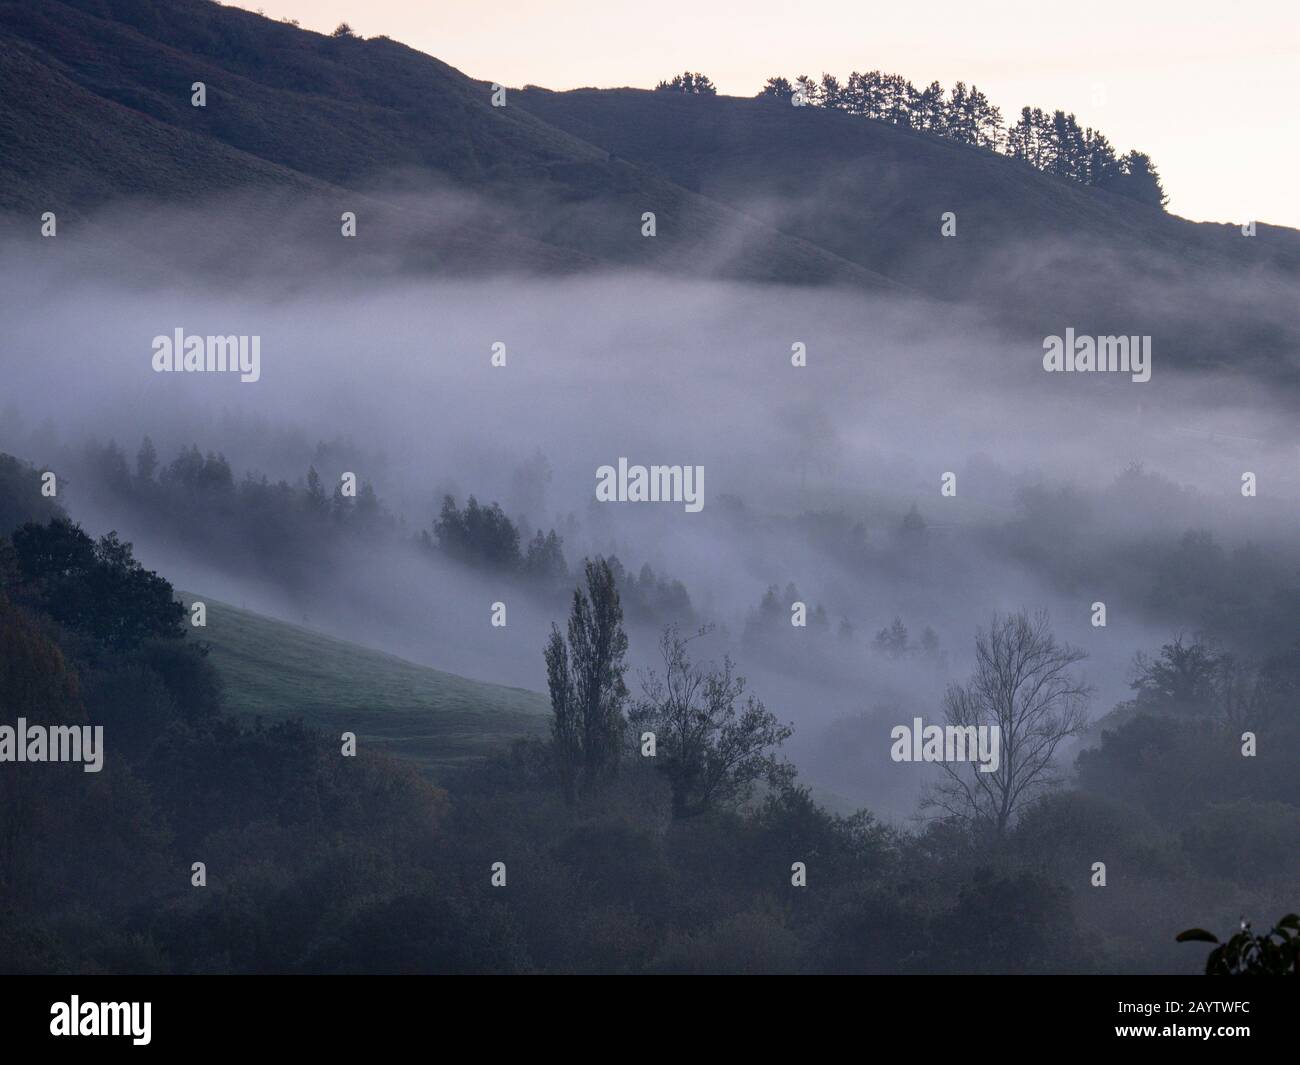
(758, 76, 794, 100)
(1113, 150, 1169, 207)
(819, 72, 843, 109)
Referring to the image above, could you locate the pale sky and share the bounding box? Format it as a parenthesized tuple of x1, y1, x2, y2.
(227, 0, 1300, 228)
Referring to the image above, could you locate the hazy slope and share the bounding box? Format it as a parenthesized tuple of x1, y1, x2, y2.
(188, 594, 548, 777)
(2, 0, 1295, 370)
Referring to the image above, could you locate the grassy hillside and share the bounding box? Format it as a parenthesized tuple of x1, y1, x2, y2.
(183, 593, 548, 777)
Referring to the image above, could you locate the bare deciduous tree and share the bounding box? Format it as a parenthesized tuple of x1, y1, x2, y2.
(925, 610, 1091, 837)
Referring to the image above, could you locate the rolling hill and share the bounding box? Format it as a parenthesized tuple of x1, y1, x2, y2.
(0, 0, 898, 287)
(184, 593, 548, 777)
(1, 0, 1296, 373)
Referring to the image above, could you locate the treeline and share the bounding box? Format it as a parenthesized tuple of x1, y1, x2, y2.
(419, 494, 696, 626)
(743, 582, 943, 664)
(655, 67, 1167, 207)
(68, 438, 694, 622)
(763, 71, 1167, 206)
(654, 71, 717, 94)
(997, 467, 1300, 657)
(79, 436, 394, 590)
(420, 494, 568, 590)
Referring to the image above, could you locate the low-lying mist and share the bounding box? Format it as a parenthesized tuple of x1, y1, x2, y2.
(3, 198, 1297, 819)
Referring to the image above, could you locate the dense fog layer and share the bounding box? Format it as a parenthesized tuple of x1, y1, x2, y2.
(2, 201, 1297, 818)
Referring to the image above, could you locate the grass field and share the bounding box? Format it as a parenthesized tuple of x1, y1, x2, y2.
(184, 593, 549, 778)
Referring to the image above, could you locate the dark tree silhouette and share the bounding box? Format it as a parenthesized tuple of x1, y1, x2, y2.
(1111, 150, 1169, 207)
(916, 80, 946, 133)
(630, 625, 793, 817)
(818, 73, 843, 109)
(8, 518, 185, 650)
(758, 76, 794, 101)
(873, 617, 910, 659)
(545, 558, 630, 803)
(432, 494, 522, 571)
(135, 435, 159, 483)
(656, 71, 717, 95)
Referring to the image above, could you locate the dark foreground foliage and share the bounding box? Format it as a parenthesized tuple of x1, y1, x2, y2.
(0, 460, 1294, 974)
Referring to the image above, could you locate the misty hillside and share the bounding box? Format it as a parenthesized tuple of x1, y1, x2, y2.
(4, 0, 1298, 376)
(0, 0, 894, 286)
(515, 86, 1300, 373)
(517, 85, 1300, 281)
(184, 594, 548, 776)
